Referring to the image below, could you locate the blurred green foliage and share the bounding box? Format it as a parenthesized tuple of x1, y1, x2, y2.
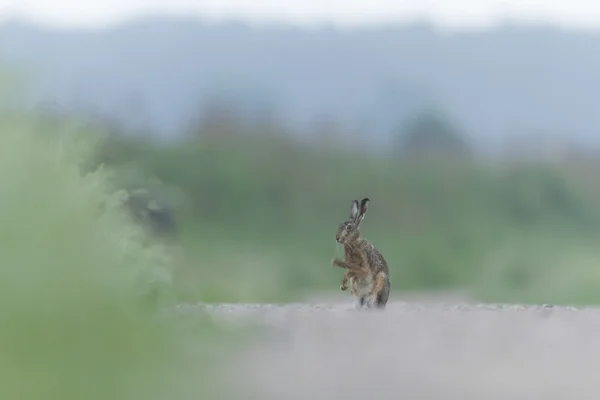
(0, 113, 239, 399)
(89, 121, 600, 306)
(396, 108, 471, 159)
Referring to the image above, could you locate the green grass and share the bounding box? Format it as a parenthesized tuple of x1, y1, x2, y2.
(0, 115, 239, 399)
(472, 231, 600, 305)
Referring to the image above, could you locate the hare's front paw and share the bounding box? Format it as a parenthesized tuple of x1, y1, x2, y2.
(340, 282, 348, 291)
(331, 258, 344, 268)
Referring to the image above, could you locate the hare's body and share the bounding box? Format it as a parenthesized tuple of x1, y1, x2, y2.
(332, 198, 391, 310)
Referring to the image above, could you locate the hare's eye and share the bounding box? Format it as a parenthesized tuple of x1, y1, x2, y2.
(346, 225, 351, 231)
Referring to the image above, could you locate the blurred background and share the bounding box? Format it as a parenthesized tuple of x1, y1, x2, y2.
(3, 0, 600, 306)
(4, 1, 600, 398)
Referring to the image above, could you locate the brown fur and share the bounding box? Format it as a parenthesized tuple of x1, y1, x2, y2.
(332, 198, 391, 310)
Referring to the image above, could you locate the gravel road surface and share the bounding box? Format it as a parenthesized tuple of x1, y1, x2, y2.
(179, 296, 600, 400)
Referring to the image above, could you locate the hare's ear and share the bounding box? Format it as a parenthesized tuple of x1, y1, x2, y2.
(357, 198, 370, 224)
(350, 200, 359, 221)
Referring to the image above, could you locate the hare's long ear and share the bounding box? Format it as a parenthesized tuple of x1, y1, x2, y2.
(357, 198, 370, 225)
(350, 200, 359, 221)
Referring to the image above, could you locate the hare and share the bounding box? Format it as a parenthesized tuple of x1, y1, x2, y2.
(332, 198, 391, 310)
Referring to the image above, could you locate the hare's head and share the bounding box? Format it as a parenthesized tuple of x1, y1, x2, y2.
(335, 198, 369, 244)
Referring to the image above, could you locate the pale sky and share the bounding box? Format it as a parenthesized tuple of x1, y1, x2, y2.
(1, 0, 600, 31)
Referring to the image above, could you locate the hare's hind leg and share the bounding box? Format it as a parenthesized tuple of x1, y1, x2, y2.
(371, 272, 390, 310)
(355, 296, 367, 310)
(350, 280, 366, 309)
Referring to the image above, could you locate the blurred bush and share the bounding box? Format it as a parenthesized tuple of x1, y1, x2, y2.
(395, 108, 472, 159)
(0, 113, 234, 399)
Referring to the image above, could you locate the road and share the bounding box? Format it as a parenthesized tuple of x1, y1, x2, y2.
(180, 296, 600, 400)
